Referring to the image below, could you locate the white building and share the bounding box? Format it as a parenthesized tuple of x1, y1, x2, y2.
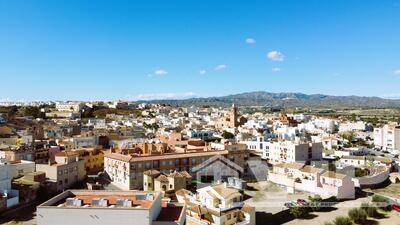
(0, 159, 19, 210)
(374, 123, 400, 152)
(37, 190, 185, 225)
(177, 184, 255, 225)
(266, 141, 323, 163)
(339, 121, 370, 133)
(55, 102, 85, 112)
(8, 160, 36, 178)
(241, 136, 270, 154)
(268, 162, 355, 199)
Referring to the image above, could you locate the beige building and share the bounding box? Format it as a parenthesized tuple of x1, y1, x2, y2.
(215, 104, 246, 130)
(177, 183, 255, 225)
(36, 151, 86, 192)
(143, 170, 191, 193)
(104, 142, 249, 190)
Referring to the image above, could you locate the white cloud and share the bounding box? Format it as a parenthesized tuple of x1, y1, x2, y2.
(245, 38, 256, 44)
(127, 92, 199, 101)
(267, 51, 284, 61)
(393, 69, 400, 75)
(199, 70, 207, 75)
(381, 93, 400, 99)
(272, 67, 281, 72)
(153, 69, 168, 76)
(214, 64, 227, 71)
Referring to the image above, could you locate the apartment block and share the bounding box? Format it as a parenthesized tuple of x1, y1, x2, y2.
(104, 143, 249, 190)
(266, 141, 323, 163)
(36, 151, 86, 192)
(374, 123, 400, 152)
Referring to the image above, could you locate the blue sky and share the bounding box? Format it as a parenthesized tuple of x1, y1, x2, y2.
(1, 0, 400, 101)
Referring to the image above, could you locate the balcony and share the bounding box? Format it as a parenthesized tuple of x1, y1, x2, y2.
(217, 202, 244, 211)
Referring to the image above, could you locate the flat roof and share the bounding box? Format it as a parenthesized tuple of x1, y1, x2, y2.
(38, 190, 161, 210)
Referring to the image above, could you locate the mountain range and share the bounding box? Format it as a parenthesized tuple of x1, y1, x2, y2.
(136, 91, 400, 108)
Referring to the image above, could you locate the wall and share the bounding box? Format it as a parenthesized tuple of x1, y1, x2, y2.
(9, 161, 35, 178)
(352, 168, 390, 188)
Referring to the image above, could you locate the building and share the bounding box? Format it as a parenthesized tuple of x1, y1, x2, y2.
(36, 151, 86, 192)
(8, 160, 36, 178)
(241, 135, 269, 154)
(265, 141, 323, 163)
(215, 104, 247, 129)
(374, 123, 400, 152)
(268, 162, 355, 199)
(177, 184, 255, 225)
(55, 102, 85, 112)
(0, 159, 19, 212)
(186, 129, 214, 140)
(72, 148, 105, 174)
(37, 190, 186, 225)
(143, 170, 191, 193)
(104, 143, 249, 190)
(338, 155, 393, 168)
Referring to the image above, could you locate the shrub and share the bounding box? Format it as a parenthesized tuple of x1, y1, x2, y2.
(333, 216, 352, 225)
(323, 222, 334, 225)
(361, 203, 379, 217)
(289, 206, 310, 218)
(348, 208, 367, 224)
(308, 195, 323, 211)
(372, 195, 392, 211)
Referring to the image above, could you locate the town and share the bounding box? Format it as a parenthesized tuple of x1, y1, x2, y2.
(1, 101, 400, 225)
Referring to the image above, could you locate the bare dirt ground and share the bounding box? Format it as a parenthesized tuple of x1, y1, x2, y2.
(244, 181, 400, 225)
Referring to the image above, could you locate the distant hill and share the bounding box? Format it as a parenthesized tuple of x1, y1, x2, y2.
(136, 91, 400, 108)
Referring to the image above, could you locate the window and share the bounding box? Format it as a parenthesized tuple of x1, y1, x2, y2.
(58, 180, 63, 185)
(170, 184, 173, 189)
(65, 178, 68, 183)
(227, 214, 231, 220)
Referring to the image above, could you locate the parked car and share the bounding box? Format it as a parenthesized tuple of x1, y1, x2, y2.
(392, 204, 400, 212)
(284, 201, 297, 208)
(297, 199, 308, 206)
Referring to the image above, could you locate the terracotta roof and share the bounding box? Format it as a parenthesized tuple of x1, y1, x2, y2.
(155, 174, 169, 182)
(73, 195, 153, 208)
(168, 171, 184, 178)
(105, 153, 133, 162)
(179, 171, 192, 179)
(55, 151, 79, 157)
(212, 184, 242, 199)
(143, 170, 161, 177)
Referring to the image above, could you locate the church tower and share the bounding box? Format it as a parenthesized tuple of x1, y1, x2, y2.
(230, 104, 238, 127)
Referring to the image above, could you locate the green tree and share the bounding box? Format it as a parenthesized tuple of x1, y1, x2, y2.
(221, 131, 235, 139)
(348, 208, 367, 224)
